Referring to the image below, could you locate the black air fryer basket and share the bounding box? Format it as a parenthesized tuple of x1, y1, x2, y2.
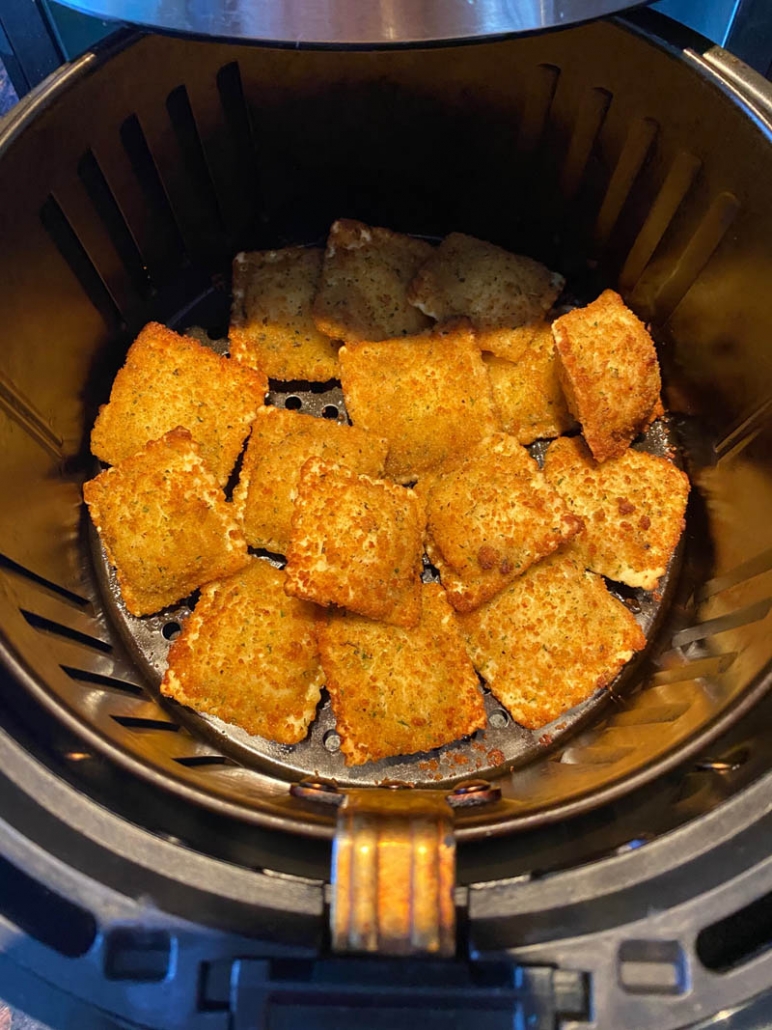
(1, 10, 772, 1029)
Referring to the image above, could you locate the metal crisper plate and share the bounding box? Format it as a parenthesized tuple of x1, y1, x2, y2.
(89, 304, 683, 790)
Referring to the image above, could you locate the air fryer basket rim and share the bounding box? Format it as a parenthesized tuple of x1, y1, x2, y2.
(1, 13, 771, 845)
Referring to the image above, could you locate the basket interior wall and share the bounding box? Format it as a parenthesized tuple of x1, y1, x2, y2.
(0, 21, 771, 836)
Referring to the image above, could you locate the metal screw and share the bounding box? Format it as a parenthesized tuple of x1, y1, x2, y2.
(324, 731, 341, 753)
(452, 779, 491, 796)
(695, 756, 746, 773)
(489, 710, 508, 728)
(448, 779, 502, 807)
(289, 778, 343, 806)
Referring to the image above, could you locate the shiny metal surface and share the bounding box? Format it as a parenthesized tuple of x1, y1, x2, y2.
(331, 788, 456, 956)
(293, 777, 500, 956)
(54, 0, 648, 45)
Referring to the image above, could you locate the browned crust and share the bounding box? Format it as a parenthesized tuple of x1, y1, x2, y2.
(83, 428, 249, 616)
(543, 434, 690, 590)
(229, 247, 339, 381)
(484, 323, 575, 444)
(319, 583, 487, 765)
(339, 321, 498, 483)
(161, 559, 323, 744)
(284, 458, 425, 628)
(424, 433, 583, 612)
(457, 547, 647, 730)
(551, 291, 661, 463)
(90, 322, 267, 486)
(232, 407, 389, 554)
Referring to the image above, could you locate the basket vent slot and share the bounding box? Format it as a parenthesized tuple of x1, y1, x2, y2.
(619, 149, 701, 294)
(40, 195, 123, 330)
(0, 374, 63, 460)
(651, 653, 738, 686)
(517, 63, 560, 154)
(651, 190, 740, 321)
(697, 545, 772, 601)
(618, 940, 687, 995)
(594, 116, 658, 248)
(715, 398, 772, 466)
(216, 61, 261, 217)
(166, 85, 226, 236)
(111, 715, 180, 731)
(21, 609, 113, 653)
(174, 754, 236, 768)
(0, 552, 88, 608)
(671, 597, 772, 648)
(119, 113, 186, 267)
(77, 148, 154, 300)
(608, 701, 692, 726)
(560, 86, 612, 202)
(60, 665, 145, 698)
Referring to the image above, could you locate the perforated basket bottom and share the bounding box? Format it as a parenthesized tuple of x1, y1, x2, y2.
(89, 295, 682, 790)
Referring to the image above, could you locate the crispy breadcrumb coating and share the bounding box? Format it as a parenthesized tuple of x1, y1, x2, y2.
(91, 322, 266, 486)
(285, 458, 424, 628)
(84, 428, 249, 616)
(457, 547, 646, 729)
(544, 434, 689, 590)
(319, 583, 486, 765)
(161, 559, 323, 743)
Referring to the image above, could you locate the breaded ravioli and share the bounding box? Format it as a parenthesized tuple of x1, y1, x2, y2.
(160, 559, 323, 744)
(233, 407, 388, 554)
(319, 583, 486, 765)
(485, 323, 575, 444)
(544, 435, 689, 590)
(312, 219, 434, 343)
(90, 322, 267, 486)
(425, 433, 583, 612)
(457, 548, 646, 730)
(83, 428, 249, 616)
(339, 322, 498, 483)
(477, 323, 545, 361)
(407, 232, 564, 332)
(285, 458, 424, 628)
(229, 247, 339, 382)
(551, 290, 662, 463)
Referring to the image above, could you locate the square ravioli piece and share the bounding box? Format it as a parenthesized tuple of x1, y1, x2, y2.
(284, 458, 424, 628)
(229, 247, 339, 382)
(233, 407, 388, 554)
(83, 428, 249, 616)
(90, 322, 267, 486)
(318, 583, 486, 765)
(425, 433, 583, 613)
(312, 219, 434, 343)
(457, 548, 646, 730)
(484, 323, 575, 444)
(477, 323, 545, 362)
(407, 232, 564, 332)
(339, 322, 498, 483)
(551, 290, 662, 463)
(543, 435, 690, 590)
(161, 559, 323, 744)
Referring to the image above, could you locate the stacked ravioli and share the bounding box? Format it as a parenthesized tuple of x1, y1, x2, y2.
(84, 219, 689, 766)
